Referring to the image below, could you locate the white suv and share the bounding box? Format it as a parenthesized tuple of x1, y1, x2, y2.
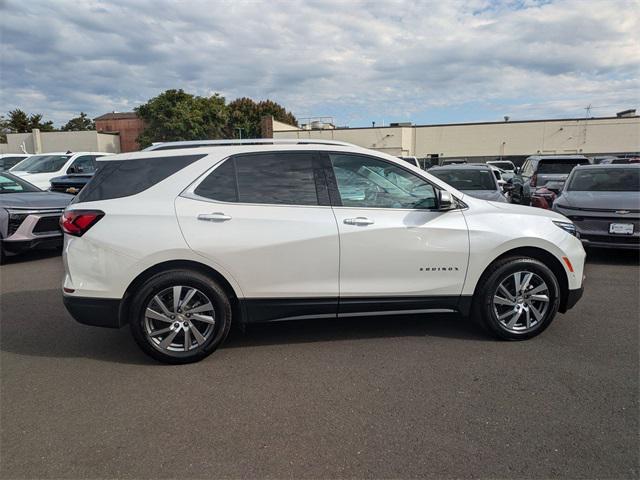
(61, 139, 586, 364)
(10, 151, 110, 190)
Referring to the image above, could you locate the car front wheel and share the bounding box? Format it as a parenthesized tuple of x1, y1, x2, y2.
(473, 257, 561, 340)
(129, 269, 232, 364)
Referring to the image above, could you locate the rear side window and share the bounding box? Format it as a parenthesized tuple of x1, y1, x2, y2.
(76, 154, 205, 202)
(194, 152, 323, 206)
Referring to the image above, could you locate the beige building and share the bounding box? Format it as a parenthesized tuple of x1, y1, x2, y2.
(270, 112, 639, 164)
(0, 129, 121, 154)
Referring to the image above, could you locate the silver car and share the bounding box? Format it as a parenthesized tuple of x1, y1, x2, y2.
(429, 164, 508, 202)
(553, 164, 639, 249)
(0, 172, 72, 262)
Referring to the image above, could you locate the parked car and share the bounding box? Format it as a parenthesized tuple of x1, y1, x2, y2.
(598, 157, 640, 165)
(9, 152, 109, 190)
(398, 156, 421, 168)
(553, 164, 639, 249)
(0, 172, 72, 262)
(61, 139, 585, 363)
(510, 155, 590, 205)
(0, 153, 30, 171)
(440, 158, 467, 166)
(49, 173, 94, 195)
(429, 164, 508, 202)
(487, 160, 516, 182)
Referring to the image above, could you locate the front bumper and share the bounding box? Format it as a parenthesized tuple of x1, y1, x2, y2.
(63, 295, 123, 328)
(561, 285, 584, 313)
(2, 235, 62, 254)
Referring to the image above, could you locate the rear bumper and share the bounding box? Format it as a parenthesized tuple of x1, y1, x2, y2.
(63, 295, 123, 328)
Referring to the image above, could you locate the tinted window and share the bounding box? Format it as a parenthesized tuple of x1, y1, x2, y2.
(194, 159, 238, 202)
(431, 169, 497, 191)
(76, 154, 205, 203)
(568, 168, 639, 192)
(330, 154, 436, 209)
(194, 152, 321, 206)
(537, 160, 588, 174)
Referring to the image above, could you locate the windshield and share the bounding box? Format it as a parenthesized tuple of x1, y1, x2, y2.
(568, 168, 640, 192)
(489, 161, 515, 171)
(0, 173, 41, 193)
(537, 160, 588, 174)
(431, 169, 497, 191)
(11, 154, 71, 173)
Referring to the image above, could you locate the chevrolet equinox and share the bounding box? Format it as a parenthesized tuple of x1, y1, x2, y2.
(61, 139, 585, 363)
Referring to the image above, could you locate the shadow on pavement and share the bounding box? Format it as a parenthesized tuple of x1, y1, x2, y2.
(1, 247, 62, 265)
(585, 247, 639, 266)
(0, 288, 490, 364)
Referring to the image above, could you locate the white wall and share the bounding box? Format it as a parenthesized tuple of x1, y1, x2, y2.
(274, 116, 640, 158)
(0, 130, 121, 154)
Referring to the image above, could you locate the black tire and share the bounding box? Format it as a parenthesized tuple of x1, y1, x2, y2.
(129, 269, 232, 364)
(472, 256, 560, 340)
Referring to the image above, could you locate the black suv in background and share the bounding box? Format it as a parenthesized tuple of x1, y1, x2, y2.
(511, 155, 590, 205)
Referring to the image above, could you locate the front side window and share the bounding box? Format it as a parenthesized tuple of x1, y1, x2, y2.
(195, 152, 321, 206)
(10, 154, 71, 173)
(568, 168, 639, 192)
(69, 155, 97, 174)
(330, 154, 437, 209)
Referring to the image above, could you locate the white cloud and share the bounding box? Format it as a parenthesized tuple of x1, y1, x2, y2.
(0, 0, 638, 126)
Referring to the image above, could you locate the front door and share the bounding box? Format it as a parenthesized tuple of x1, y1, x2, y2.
(325, 152, 469, 314)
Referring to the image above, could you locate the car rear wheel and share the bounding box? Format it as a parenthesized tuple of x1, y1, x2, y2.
(473, 257, 560, 340)
(129, 269, 232, 364)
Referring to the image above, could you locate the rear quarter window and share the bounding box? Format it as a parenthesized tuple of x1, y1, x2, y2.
(76, 154, 206, 202)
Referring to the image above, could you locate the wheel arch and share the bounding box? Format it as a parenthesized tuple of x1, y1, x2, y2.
(119, 259, 242, 327)
(473, 246, 570, 313)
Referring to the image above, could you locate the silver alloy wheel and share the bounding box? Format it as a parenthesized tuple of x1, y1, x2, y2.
(143, 285, 215, 354)
(492, 271, 550, 333)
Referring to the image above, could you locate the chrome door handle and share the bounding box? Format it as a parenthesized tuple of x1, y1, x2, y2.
(198, 212, 232, 222)
(344, 217, 374, 226)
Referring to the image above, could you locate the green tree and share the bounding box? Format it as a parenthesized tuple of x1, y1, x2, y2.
(6, 109, 55, 132)
(226, 97, 261, 138)
(62, 112, 95, 131)
(135, 89, 228, 147)
(7, 109, 29, 132)
(0, 115, 9, 143)
(257, 99, 297, 128)
(226, 98, 298, 138)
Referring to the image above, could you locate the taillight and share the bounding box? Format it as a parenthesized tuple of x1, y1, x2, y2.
(60, 210, 104, 237)
(530, 174, 537, 187)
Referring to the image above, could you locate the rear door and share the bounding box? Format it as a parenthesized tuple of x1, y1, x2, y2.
(175, 151, 340, 322)
(324, 152, 469, 315)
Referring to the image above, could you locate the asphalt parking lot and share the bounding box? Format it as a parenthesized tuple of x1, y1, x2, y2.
(1, 249, 638, 479)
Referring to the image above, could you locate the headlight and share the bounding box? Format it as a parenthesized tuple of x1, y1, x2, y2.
(553, 220, 578, 237)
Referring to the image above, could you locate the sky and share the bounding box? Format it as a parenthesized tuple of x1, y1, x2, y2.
(1, 0, 638, 128)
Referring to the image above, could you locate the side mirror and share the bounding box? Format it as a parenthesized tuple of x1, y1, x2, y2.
(438, 190, 455, 210)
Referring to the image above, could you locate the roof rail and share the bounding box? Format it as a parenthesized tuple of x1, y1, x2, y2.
(143, 138, 357, 152)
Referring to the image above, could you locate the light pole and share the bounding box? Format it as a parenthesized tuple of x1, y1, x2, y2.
(236, 128, 243, 140)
